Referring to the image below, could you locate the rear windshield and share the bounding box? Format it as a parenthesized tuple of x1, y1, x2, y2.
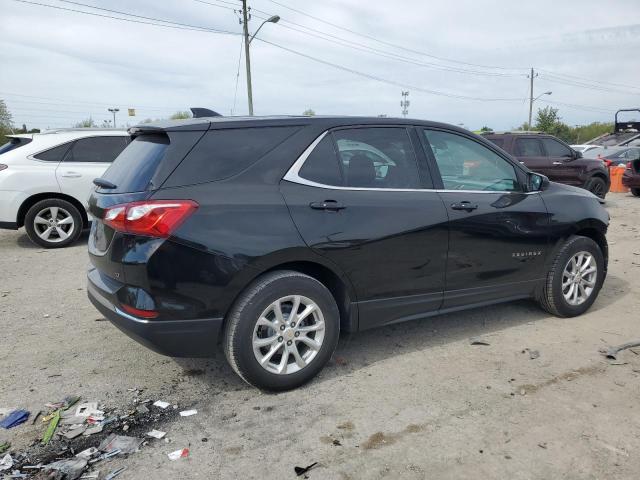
(0, 137, 32, 155)
(98, 134, 169, 193)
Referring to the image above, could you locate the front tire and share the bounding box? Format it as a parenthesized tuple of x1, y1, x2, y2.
(538, 235, 605, 317)
(584, 176, 607, 199)
(223, 270, 340, 391)
(24, 198, 83, 248)
(631, 188, 640, 197)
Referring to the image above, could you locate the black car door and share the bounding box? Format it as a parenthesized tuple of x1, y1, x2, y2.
(420, 128, 550, 309)
(280, 126, 449, 330)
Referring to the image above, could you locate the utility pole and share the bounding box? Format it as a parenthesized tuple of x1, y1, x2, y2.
(528, 68, 536, 129)
(108, 108, 119, 128)
(400, 91, 409, 118)
(241, 0, 253, 116)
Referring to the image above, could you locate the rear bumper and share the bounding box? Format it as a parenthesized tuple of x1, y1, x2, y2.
(87, 267, 223, 358)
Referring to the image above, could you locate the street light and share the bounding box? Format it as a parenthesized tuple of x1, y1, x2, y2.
(241, 0, 280, 116)
(107, 108, 119, 128)
(528, 91, 551, 129)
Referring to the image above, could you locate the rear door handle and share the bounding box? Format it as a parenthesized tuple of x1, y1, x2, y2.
(61, 171, 82, 178)
(450, 201, 478, 212)
(552, 161, 563, 165)
(309, 200, 346, 211)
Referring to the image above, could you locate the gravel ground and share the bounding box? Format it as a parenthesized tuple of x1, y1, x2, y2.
(1, 193, 639, 480)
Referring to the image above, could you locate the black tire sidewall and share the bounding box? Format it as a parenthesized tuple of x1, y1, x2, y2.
(631, 188, 640, 197)
(551, 237, 604, 317)
(229, 274, 340, 391)
(586, 177, 607, 198)
(24, 199, 83, 248)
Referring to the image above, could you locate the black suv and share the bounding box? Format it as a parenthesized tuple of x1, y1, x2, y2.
(87, 116, 609, 390)
(482, 132, 610, 198)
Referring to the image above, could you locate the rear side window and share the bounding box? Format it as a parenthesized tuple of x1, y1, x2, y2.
(33, 142, 72, 162)
(486, 137, 504, 148)
(0, 137, 32, 155)
(99, 134, 169, 193)
(168, 126, 300, 186)
(298, 136, 343, 186)
(514, 138, 543, 156)
(541, 138, 572, 157)
(333, 128, 420, 189)
(66, 136, 129, 163)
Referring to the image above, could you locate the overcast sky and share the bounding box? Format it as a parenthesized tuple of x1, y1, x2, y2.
(1, 0, 639, 131)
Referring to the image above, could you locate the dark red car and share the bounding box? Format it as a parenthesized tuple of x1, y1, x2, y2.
(483, 132, 610, 198)
(620, 147, 640, 196)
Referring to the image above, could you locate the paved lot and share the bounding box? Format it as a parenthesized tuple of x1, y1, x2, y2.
(1, 193, 639, 479)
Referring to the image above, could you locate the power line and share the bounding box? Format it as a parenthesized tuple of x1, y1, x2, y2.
(11, 0, 240, 35)
(0, 92, 186, 111)
(537, 68, 640, 92)
(262, 0, 526, 72)
(539, 73, 640, 96)
(256, 37, 525, 102)
(540, 99, 616, 114)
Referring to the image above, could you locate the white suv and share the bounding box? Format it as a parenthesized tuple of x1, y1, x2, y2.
(0, 129, 130, 248)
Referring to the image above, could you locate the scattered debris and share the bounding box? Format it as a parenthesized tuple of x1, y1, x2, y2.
(601, 340, 640, 360)
(104, 466, 127, 480)
(0, 410, 30, 429)
(83, 424, 104, 436)
(153, 401, 171, 409)
(529, 350, 540, 360)
(42, 409, 60, 445)
(538, 442, 548, 449)
(76, 448, 99, 460)
(136, 405, 149, 415)
(0, 454, 13, 471)
(332, 439, 342, 446)
(31, 411, 42, 425)
(167, 448, 189, 460)
(99, 434, 144, 455)
(470, 337, 490, 346)
(294, 462, 318, 476)
(146, 429, 166, 439)
(179, 409, 197, 417)
(44, 458, 88, 480)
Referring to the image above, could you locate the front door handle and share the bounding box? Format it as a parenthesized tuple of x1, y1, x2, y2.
(61, 171, 82, 178)
(451, 201, 478, 212)
(309, 200, 346, 211)
(552, 161, 563, 165)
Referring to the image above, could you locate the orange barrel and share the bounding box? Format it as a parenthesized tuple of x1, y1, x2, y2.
(609, 165, 629, 193)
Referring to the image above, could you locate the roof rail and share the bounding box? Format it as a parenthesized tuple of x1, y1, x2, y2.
(482, 130, 544, 135)
(38, 127, 127, 135)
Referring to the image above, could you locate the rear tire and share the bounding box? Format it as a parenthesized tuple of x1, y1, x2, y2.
(631, 188, 640, 197)
(537, 235, 605, 317)
(223, 270, 340, 391)
(24, 198, 83, 248)
(584, 176, 607, 199)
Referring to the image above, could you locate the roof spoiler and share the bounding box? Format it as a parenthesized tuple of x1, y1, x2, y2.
(190, 107, 222, 118)
(614, 108, 640, 133)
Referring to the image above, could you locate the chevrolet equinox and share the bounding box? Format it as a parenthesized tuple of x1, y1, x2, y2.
(87, 116, 609, 390)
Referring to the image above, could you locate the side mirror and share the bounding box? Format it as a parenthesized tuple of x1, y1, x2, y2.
(571, 149, 583, 159)
(529, 172, 550, 191)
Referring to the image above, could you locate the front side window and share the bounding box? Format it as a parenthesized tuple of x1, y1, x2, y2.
(541, 138, 572, 157)
(66, 136, 129, 163)
(514, 138, 544, 156)
(423, 130, 520, 192)
(332, 128, 420, 189)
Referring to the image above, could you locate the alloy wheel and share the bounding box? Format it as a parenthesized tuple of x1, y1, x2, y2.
(562, 251, 597, 306)
(33, 206, 75, 243)
(252, 295, 325, 375)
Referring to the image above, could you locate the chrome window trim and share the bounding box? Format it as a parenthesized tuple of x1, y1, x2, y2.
(283, 130, 539, 195)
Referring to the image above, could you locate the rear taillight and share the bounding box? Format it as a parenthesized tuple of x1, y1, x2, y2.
(0, 164, 7, 171)
(603, 158, 612, 167)
(103, 200, 198, 238)
(120, 303, 159, 319)
(626, 162, 632, 170)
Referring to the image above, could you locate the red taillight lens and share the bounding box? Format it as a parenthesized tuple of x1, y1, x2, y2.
(627, 162, 632, 170)
(120, 303, 159, 319)
(603, 159, 612, 167)
(103, 200, 198, 237)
